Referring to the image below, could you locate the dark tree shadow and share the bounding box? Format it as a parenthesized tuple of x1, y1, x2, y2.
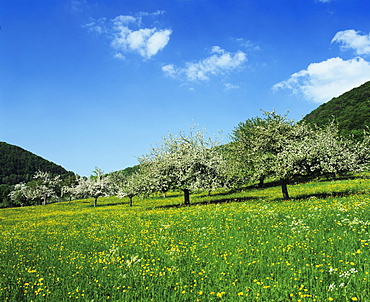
(270, 189, 364, 202)
(88, 201, 128, 207)
(291, 190, 363, 201)
(153, 196, 259, 210)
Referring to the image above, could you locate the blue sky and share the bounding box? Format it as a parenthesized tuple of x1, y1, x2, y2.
(1, 0, 370, 176)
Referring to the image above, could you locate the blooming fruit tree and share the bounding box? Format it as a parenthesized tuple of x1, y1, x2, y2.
(138, 125, 228, 205)
(230, 111, 366, 200)
(73, 168, 114, 207)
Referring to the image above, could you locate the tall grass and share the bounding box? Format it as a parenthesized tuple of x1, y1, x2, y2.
(0, 178, 369, 301)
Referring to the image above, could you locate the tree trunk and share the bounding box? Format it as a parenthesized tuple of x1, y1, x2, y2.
(43, 194, 47, 206)
(94, 197, 98, 207)
(183, 189, 190, 206)
(281, 179, 290, 200)
(258, 177, 265, 188)
(129, 196, 133, 207)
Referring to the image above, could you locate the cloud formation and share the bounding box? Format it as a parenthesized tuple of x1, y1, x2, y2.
(224, 83, 240, 90)
(332, 29, 370, 56)
(162, 46, 247, 82)
(85, 12, 172, 59)
(273, 57, 370, 103)
(273, 29, 370, 103)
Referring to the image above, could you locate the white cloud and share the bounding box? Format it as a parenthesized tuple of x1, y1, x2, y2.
(84, 18, 107, 34)
(162, 47, 247, 82)
(273, 57, 370, 103)
(233, 38, 261, 51)
(332, 29, 370, 56)
(113, 52, 125, 60)
(146, 30, 172, 57)
(162, 64, 177, 77)
(224, 83, 240, 90)
(85, 13, 172, 59)
(70, 0, 88, 13)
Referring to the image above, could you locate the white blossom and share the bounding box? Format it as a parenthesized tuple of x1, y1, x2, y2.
(72, 168, 114, 207)
(230, 111, 366, 199)
(138, 125, 228, 205)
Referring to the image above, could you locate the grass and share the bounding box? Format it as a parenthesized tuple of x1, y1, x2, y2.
(0, 177, 369, 301)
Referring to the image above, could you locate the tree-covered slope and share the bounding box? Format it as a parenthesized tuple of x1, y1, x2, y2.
(302, 81, 370, 139)
(0, 142, 71, 185)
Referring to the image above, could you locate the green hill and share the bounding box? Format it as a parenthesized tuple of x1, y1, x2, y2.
(0, 142, 72, 186)
(302, 81, 370, 139)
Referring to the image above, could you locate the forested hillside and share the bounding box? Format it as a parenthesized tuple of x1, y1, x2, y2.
(0, 142, 71, 185)
(302, 81, 370, 139)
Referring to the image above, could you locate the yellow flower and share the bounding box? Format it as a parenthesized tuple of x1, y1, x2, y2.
(237, 292, 243, 296)
(328, 298, 334, 301)
(351, 298, 358, 301)
(198, 291, 203, 295)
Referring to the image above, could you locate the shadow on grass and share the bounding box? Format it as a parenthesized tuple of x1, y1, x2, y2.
(291, 190, 363, 201)
(268, 189, 364, 202)
(153, 196, 259, 209)
(87, 201, 129, 207)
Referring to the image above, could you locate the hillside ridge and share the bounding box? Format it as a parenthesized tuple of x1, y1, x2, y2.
(302, 81, 370, 139)
(0, 141, 71, 186)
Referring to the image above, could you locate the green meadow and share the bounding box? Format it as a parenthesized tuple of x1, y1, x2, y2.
(0, 177, 369, 301)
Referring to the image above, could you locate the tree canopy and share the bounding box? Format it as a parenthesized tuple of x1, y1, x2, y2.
(230, 111, 366, 199)
(138, 125, 228, 205)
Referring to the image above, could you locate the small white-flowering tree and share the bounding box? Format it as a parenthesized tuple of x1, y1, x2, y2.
(142, 159, 174, 198)
(353, 130, 370, 168)
(32, 171, 62, 205)
(9, 171, 62, 206)
(73, 168, 114, 207)
(60, 174, 79, 202)
(116, 171, 149, 206)
(8, 183, 29, 206)
(271, 123, 362, 199)
(230, 111, 365, 200)
(139, 125, 228, 205)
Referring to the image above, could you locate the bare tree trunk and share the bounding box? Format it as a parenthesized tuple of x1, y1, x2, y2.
(43, 194, 47, 206)
(183, 189, 190, 206)
(281, 179, 290, 200)
(129, 196, 133, 207)
(94, 197, 98, 207)
(258, 176, 265, 188)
